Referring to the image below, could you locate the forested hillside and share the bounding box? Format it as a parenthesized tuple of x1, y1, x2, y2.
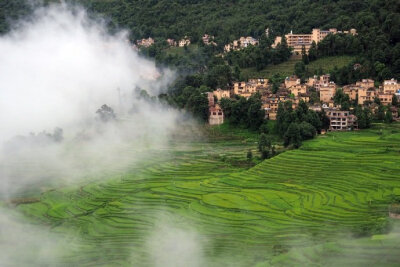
(2, 0, 398, 79)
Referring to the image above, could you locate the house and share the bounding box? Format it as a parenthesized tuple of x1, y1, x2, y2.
(319, 82, 337, 103)
(383, 79, 400, 95)
(378, 93, 393, 106)
(233, 81, 257, 98)
(207, 92, 224, 125)
(306, 74, 330, 91)
(356, 79, 374, 89)
(179, 37, 191, 47)
(263, 94, 289, 120)
(288, 84, 307, 97)
(213, 88, 231, 100)
(207, 92, 215, 107)
(326, 109, 358, 131)
(358, 87, 377, 105)
(166, 39, 177, 46)
(202, 34, 217, 46)
(137, 37, 154, 47)
(224, 36, 259, 52)
(262, 89, 291, 120)
(284, 75, 301, 88)
(209, 104, 224, 125)
(342, 84, 360, 101)
(248, 78, 269, 88)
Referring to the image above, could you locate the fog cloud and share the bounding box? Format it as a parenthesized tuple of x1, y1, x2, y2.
(144, 215, 207, 267)
(0, 3, 183, 197)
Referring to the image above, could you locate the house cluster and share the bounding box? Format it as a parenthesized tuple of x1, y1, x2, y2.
(272, 28, 357, 54)
(136, 34, 217, 48)
(208, 75, 400, 131)
(224, 36, 259, 52)
(202, 34, 217, 46)
(165, 36, 191, 47)
(136, 37, 155, 47)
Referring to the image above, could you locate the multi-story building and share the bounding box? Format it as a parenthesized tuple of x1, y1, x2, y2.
(358, 87, 377, 105)
(383, 79, 399, 95)
(273, 28, 357, 54)
(306, 74, 330, 91)
(248, 78, 269, 88)
(207, 92, 224, 125)
(319, 82, 337, 103)
(356, 79, 374, 89)
(326, 109, 358, 131)
(207, 92, 215, 107)
(342, 84, 360, 101)
(209, 104, 224, 125)
(378, 93, 393, 106)
(213, 88, 231, 100)
(289, 84, 307, 97)
(263, 94, 289, 120)
(233, 81, 257, 98)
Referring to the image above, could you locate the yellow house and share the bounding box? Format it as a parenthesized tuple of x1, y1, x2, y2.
(319, 82, 337, 103)
(284, 75, 301, 89)
(289, 84, 307, 97)
(179, 37, 191, 47)
(213, 88, 231, 100)
(383, 79, 399, 95)
(342, 85, 360, 101)
(233, 81, 257, 98)
(378, 93, 393, 106)
(356, 79, 374, 89)
(358, 87, 377, 105)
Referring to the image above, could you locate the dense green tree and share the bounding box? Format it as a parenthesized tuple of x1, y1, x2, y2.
(308, 41, 318, 61)
(301, 45, 309, 65)
(392, 94, 399, 107)
(294, 62, 306, 80)
(284, 123, 302, 148)
(246, 149, 253, 161)
(376, 104, 385, 121)
(258, 133, 271, 152)
(385, 110, 393, 123)
(333, 88, 351, 110)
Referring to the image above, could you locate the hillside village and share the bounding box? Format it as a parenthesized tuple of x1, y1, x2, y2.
(133, 28, 399, 133)
(207, 76, 400, 131)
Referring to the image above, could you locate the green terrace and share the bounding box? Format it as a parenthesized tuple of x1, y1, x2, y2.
(12, 123, 400, 266)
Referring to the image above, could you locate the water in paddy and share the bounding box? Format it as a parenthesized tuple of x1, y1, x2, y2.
(5, 124, 400, 266)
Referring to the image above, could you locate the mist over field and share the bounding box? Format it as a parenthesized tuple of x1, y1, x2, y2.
(0, 1, 399, 267)
(0, 4, 191, 266)
(0, 3, 182, 197)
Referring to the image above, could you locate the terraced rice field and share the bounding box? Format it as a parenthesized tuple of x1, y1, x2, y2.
(14, 123, 400, 266)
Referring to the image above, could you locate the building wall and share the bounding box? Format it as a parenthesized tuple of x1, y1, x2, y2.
(320, 84, 336, 103)
(326, 109, 357, 131)
(213, 89, 231, 100)
(358, 88, 377, 105)
(383, 79, 399, 94)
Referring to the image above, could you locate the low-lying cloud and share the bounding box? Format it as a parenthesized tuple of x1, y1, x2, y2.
(0, 3, 183, 197)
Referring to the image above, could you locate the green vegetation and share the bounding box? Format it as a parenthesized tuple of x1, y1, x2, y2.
(241, 55, 355, 79)
(10, 123, 400, 266)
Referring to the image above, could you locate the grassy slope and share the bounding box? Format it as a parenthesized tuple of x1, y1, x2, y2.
(241, 55, 354, 79)
(14, 123, 400, 266)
